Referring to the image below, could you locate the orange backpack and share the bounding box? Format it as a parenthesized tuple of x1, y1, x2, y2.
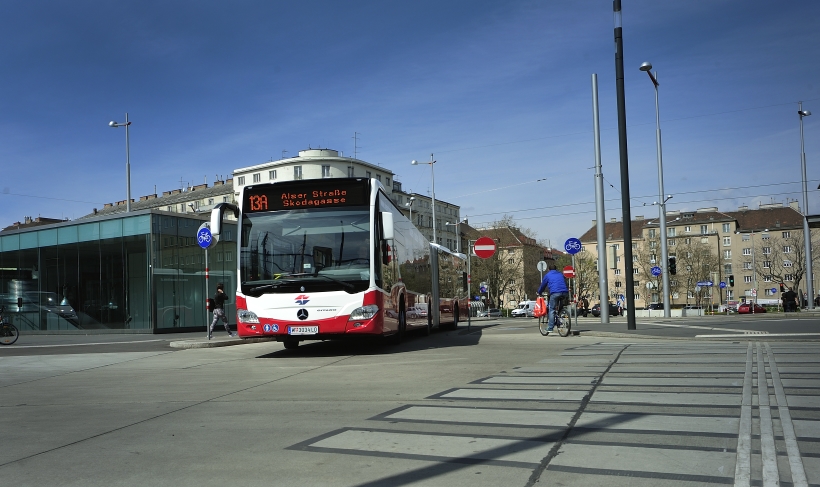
(533, 296, 547, 318)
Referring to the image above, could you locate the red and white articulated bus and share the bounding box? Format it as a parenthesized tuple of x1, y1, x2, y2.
(209, 177, 468, 349)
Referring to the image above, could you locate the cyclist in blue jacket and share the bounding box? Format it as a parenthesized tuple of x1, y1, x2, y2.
(537, 264, 569, 334)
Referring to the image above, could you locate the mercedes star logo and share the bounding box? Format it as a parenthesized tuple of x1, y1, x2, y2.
(297, 309, 309, 320)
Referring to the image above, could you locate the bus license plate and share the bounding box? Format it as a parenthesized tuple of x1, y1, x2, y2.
(288, 326, 318, 335)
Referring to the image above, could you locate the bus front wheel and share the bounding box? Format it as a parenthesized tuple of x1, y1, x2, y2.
(283, 339, 299, 350)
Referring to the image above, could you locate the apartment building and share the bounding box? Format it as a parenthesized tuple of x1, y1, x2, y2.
(579, 202, 817, 308)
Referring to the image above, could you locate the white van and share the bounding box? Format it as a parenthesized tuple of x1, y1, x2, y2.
(511, 300, 537, 317)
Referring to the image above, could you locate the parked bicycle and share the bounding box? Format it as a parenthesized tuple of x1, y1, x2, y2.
(538, 296, 571, 337)
(0, 306, 19, 345)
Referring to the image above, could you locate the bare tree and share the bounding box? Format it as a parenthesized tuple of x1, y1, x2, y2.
(470, 215, 536, 308)
(754, 232, 807, 292)
(675, 238, 720, 306)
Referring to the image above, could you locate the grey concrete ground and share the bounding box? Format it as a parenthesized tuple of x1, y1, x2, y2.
(2, 317, 820, 486)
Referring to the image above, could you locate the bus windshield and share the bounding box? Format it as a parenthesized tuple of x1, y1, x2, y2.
(240, 206, 371, 295)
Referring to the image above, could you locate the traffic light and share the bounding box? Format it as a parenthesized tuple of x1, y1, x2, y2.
(729, 275, 735, 287)
(668, 256, 677, 275)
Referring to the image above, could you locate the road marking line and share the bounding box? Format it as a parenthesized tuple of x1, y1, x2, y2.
(757, 343, 779, 486)
(648, 322, 769, 334)
(765, 342, 808, 487)
(696, 333, 820, 338)
(734, 342, 752, 487)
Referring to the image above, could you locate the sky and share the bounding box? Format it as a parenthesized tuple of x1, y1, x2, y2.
(1, 1, 818, 247)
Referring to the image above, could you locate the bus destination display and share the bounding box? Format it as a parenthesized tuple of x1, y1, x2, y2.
(244, 180, 369, 212)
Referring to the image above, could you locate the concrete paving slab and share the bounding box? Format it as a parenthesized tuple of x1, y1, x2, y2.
(480, 376, 598, 385)
(381, 405, 576, 428)
(307, 429, 554, 468)
(547, 443, 736, 481)
(574, 412, 739, 435)
(782, 395, 820, 408)
(601, 377, 744, 387)
(590, 391, 740, 406)
(436, 388, 588, 402)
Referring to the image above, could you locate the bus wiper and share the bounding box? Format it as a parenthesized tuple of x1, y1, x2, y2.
(243, 280, 297, 296)
(313, 274, 355, 290)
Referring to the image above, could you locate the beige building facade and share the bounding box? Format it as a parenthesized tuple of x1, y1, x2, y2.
(580, 202, 818, 308)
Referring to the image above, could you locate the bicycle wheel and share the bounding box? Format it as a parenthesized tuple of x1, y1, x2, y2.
(538, 315, 550, 336)
(556, 309, 571, 337)
(0, 323, 19, 345)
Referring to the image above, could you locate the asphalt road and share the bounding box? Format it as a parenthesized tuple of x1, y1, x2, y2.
(2, 318, 820, 486)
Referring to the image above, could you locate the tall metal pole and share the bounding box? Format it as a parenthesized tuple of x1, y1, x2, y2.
(799, 102, 814, 309)
(613, 0, 636, 329)
(430, 153, 437, 244)
(125, 113, 131, 212)
(592, 74, 610, 323)
(650, 70, 671, 318)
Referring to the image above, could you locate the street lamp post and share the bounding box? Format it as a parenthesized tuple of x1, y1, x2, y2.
(799, 102, 814, 309)
(109, 114, 132, 212)
(445, 218, 467, 254)
(406, 196, 415, 223)
(640, 62, 671, 318)
(411, 154, 436, 243)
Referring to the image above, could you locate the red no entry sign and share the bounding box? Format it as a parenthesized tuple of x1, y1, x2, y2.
(474, 236, 496, 259)
(563, 265, 576, 278)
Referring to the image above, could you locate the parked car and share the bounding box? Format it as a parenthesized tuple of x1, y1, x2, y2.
(647, 303, 664, 310)
(591, 303, 622, 317)
(478, 308, 502, 318)
(683, 305, 703, 310)
(737, 303, 766, 314)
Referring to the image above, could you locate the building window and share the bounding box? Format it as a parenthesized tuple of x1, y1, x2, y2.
(668, 228, 676, 237)
(322, 165, 331, 178)
(723, 237, 731, 246)
(223, 196, 229, 202)
(347, 166, 354, 177)
(763, 275, 772, 282)
(685, 226, 691, 233)
(294, 166, 303, 180)
(761, 233, 769, 240)
(376, 174, 381, 182)
(253, 173, 261, 183)
(166, 206, 172, 212)
(700, 225, 708, 234)
(742, 248, 751, 255)
(634, 268, 639, 274)
(743, 262, 752, 270)
(785, 274, 794, 281)
(784, 260, 793, 267)
(614, 269, 621, 275)
(208, 198, 214, 205)
(763, 261, 771, 268)
(669, 239, 676, 246)
(649, 229, 656, 238)
(386, 178, 390, 187)
(722, 223, 731, 233)
(723, 250, 732, 259)
(615, 281, 622, 288)
(724, 264, 732, 274)
(783, 245, 792, 253)
(237, 176, 245, 185)
(742, 234, 750, 241)
(744, 276, 752, 283)
(762, 247, 771, 255)
(366, 171, 371, 178)
(782, 231, 791, 238)
(269, 170, 277, 180)
(683, 238, 691, 244)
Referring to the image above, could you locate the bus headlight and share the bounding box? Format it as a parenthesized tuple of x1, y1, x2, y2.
(237, 309, 260, 324)
(348, 305, 379, 321)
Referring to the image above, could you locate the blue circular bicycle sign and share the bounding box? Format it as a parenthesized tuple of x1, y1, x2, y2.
(197, 223, 218, 249)
(564, 238, 582, 255)
(651, 266, 662, 276)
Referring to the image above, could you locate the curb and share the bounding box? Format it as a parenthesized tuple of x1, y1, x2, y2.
(577, 330, 820, 341)
(170, 336, 278, 349)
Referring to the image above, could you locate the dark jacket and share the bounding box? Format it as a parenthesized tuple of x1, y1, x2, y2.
(213, 290, 228, 310)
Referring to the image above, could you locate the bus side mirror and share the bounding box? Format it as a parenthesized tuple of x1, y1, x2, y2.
(210, 203, 239, 237)
(380, 211, 394, 241)
(17, 297, 22, 309)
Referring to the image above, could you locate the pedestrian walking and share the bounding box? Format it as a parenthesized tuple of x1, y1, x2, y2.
(209, 283, 235, 339)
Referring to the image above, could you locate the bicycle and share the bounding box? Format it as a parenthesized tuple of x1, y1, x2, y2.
(538, 296, 571, 337)
(0, 306, 19, 345)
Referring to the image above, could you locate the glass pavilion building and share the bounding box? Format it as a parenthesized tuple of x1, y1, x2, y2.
(0, 211, 236, 334)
